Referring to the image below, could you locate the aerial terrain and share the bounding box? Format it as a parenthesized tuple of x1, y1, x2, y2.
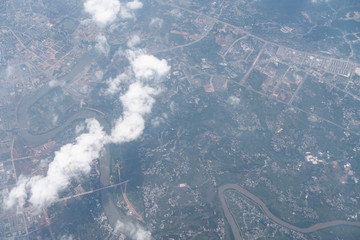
(0, 0, 360, 239)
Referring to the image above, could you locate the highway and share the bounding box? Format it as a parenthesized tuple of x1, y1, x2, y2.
(55, 180, 129, 203)
(219, 184, 360, 239)
(157, 1, 360, 138)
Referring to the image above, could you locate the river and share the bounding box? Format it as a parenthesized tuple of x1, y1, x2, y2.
(219, 184, 360, 239)
(16, 53, 124, 231)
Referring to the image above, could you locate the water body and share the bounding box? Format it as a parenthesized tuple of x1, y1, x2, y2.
(17, 53, 94, 146)
(16, 52, 125, 231)
(218, 184, 360, 239)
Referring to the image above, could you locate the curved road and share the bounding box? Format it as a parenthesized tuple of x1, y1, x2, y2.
(219, 184, 360, 239)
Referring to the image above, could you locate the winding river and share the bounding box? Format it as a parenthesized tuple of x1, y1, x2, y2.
(19, 53, 360, 238)
(16, 53, 123, 230)
(219, 184, 360, 239)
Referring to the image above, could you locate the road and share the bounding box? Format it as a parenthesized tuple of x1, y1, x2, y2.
(149, 19, 215, 55)
(240, 43, 266, 85)
(288, 73, 308, 105)
(10, 137, 17, 182)
(221, 34, 248, 58)
(219, 184, 360, 239)
(55, 180, 129, 203)
(161, 2, 360, 137)
(121, 181, 144, 222)
(164, 2, 359, 68)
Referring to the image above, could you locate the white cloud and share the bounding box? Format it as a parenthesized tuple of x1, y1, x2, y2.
(170, 9, 182, 19)
(59, 235, 74, 240)
(127, 50, 171, 80)
(127, 35, 141, 48)
(169, 101, 176, 113)
(95, 35, 110, 56)
(52, 114, 58, 126)
(48, 79, 65, 88)
(4, 176, 29, 211)
(108, 51, 170, 142)
(29, 120, 106, 208)
(149, 17, 163, 29)
(227, 96, 240, 106)
(113, 47, 125, 60)
(110, 82, 157, 143)
(5, 50, 171, 211)
(84, 0, 121, 27)
(126, 0, 143, 10)
(115, 220, 151, 240)
(75, 122, 85, 135)
(3, 8, 171, 240)
(108, 50, 170, 143)
(151, 115, 166, 127)
(120, 0, 143, 19)
(95, 70, 104, 80)
(4, 119, 107, 210)
(6, 65, 14, 78)
(311, 0, 329, 3)
(39, 158, 50, 169)
(5, 0, 170, 213)
(83, 0, 143, 27)
(106, 72, 131, 95)
(107, 49, 170, 94)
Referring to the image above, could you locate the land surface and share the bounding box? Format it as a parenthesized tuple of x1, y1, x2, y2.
(1, 0, 360, 239)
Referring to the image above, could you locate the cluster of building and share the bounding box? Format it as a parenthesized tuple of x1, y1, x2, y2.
(276, 46, 358, 78)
